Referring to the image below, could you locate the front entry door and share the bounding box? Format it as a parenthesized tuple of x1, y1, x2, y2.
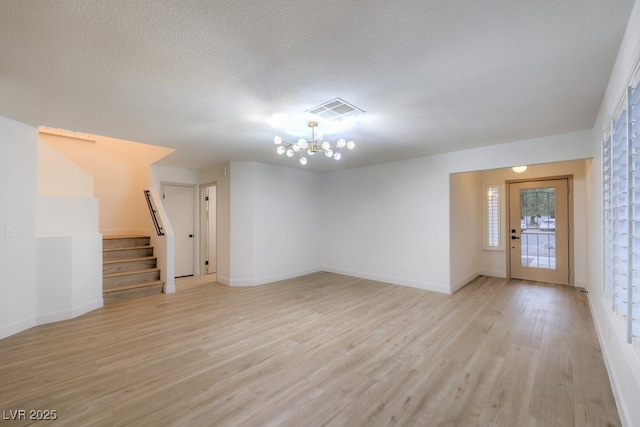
(509, 178, 570, 285)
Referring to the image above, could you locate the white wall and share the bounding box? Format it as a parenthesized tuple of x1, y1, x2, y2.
(321, 156, 452, 292)
(587, 1, 640, 425)
(252, 162, 320, 283)
(148, 188, 175, 293)
(228, 162, 320, 286)
(0, 116, 38, 339)
(229, 162, 255, 284)
(37, 234, 103, 324)
(37, 139, 93, 197)
(320, 130, 592, 294)
(450, 171, 481, 291)
(37, 196, 99, 235)
(150, 165, 201, 192)
(36, 132, 103, 324)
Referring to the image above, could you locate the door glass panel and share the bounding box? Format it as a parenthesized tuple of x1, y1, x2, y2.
(520, 188, 556, 270)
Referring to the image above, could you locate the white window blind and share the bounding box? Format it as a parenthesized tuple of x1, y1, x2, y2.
(484, 183, 503, 250)
(603, 135, 613, 295)
(612, 98, 629, 319)
(603, 79, 639, 341)
(631, 83, 640, 338)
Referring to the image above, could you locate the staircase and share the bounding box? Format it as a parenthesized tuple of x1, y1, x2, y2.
(102, 235, 164, 303)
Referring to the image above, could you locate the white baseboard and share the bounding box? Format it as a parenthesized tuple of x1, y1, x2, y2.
(72, 298, 103, 318)
(0, 316, 37, 341)
(587, 291, 640, 427)
(477, 269, 507, 278)
(228, 267, 321, 287)
(36, 298, 103, 325)
(217, 275, 230, 286)
(322, 267, 451, 294)
(451, 271, 481, 293)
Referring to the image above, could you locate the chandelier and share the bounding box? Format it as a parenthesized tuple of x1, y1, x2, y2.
(273, 121, 355, 166)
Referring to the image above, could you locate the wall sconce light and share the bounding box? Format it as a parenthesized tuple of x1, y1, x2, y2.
(512, 165, 528, 173)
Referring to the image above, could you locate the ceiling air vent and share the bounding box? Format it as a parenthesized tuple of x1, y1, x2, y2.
(306, 98, 364, 120)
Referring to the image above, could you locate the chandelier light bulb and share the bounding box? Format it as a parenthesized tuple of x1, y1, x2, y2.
(271, 121, 357, 165)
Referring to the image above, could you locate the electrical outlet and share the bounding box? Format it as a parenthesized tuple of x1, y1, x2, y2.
(5, 226, 15, 238)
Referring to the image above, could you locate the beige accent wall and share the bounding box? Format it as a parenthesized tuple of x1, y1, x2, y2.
(40, 133, 174, 235)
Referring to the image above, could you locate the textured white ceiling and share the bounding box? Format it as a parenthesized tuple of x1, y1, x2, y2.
(0, 0, 635, 172)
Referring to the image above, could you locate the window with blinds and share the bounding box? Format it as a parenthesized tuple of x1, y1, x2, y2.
(631, 83, 640, 338)
(602, 76, 640, 342)
(484, 183, 503, 250)
(603, 135, 613, 296)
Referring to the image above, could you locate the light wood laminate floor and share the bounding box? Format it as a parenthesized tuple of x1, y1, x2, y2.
(0, 273, 620, 426)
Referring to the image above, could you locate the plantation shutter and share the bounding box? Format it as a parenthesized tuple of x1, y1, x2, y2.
(603, 134, 613, 295)
(630, 82, 640, 338)
(604, 81, 640, 341)
(611, 96, 630, 320)
(486, 184, 500, 248)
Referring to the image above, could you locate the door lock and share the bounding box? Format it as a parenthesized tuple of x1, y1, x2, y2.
(511, 236, 520, 240)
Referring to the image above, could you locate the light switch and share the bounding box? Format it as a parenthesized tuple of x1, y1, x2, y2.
(5, 226, 15, 238)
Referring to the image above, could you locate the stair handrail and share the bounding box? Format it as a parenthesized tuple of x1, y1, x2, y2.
(144, 189, 165, 236)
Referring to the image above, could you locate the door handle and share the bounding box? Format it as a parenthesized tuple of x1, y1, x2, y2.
(511, 236, 520, 240)
(189, 234, 194, 238)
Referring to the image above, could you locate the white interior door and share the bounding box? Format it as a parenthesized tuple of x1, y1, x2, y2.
(163, 184, 195, 278)
(509, 178, 570, 285)
(205, 185, 217, 274)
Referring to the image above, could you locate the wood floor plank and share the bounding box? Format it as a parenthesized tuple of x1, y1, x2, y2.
(0, 272, 621, 426)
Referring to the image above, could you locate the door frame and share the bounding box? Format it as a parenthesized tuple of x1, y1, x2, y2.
(200, 182, 217, 275)
(505, 175, 574, 286)
(161, 182, 199, 277)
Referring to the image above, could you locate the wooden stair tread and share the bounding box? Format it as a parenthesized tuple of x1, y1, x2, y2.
(103, 280, 164, 293)
(103, 268, 160, 279)
(102, 235, 162, 303)
(104, 256, 156, 265)
(103, 245, 152, 252)
(103, 235, 150, 240)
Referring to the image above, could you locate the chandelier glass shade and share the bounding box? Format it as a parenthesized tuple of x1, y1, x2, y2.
(273, 121, 355, 166)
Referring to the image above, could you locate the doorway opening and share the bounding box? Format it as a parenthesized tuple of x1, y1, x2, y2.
(201, 184, 217, 276)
